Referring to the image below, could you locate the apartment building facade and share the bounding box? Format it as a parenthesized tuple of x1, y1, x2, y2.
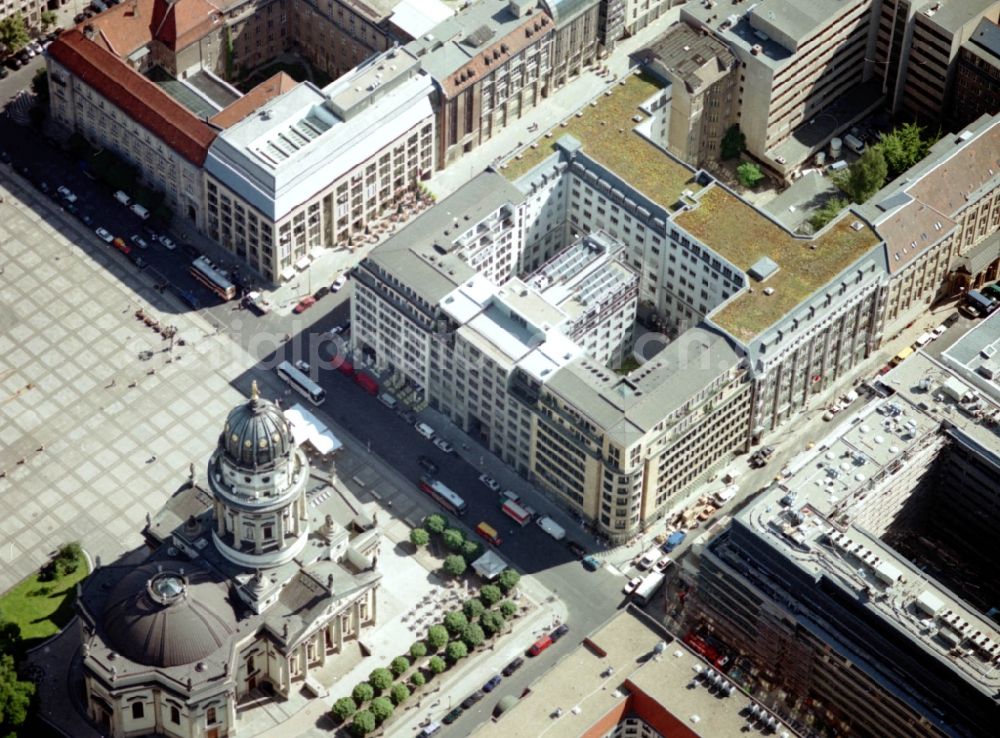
(875, 0, 1000, 122)
(683, 0, 880, 168)
(951, 19, 1000, 128)
(0, 0, 45, 29)
(47, 28, 216, 229)
(621, 0, 672, 36)
(203, 48, 435, 281)
(539, 0, 601, 88)
(641, 21, 740, 167)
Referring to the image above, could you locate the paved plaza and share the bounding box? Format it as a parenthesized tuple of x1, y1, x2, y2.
(0, 175, 257, 591)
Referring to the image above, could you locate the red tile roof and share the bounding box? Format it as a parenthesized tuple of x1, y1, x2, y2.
(907, 121, 1000, 218)
(209, 72, 298, 129)
(151, 0, 223, 51)
(877, 200, 957, 274)
(84, 0, 156, 58)
(49, 30, 217, 166)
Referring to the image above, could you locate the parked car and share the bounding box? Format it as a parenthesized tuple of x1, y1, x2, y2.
(78, 212, 94, 227)
(582, 555, 601, 571)
(433, 438, 454, 454)
(112, 237, 131, 255)
(551, 623, 570, 641)
(313, 285, 330, 300)
(565, 540, 586, 559)
(331, 274, 348, 292)
(502, 657, 524, 676)
(417, 455, 438, 475)
(294, 360, 311, 373)
(482, 675, 502, 693)
(654, 555, 673, 573)
(293, 296, 317, 313)
(461, 691, 484, 709)
(528, 636, 553, 656)
(130, 235, 149, 250)
(623, 576, 642, 594)
(158, 234, 177, 250)
(478, 474, 501, 492)
(442, 707, 463, 725)
(95, 227, 114, 243)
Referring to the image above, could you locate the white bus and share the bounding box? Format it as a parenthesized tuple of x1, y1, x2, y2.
(276, 361, 326, 406)
(632, 572, 666, 607)
(190, 256, 236, 301)
(418, 477, 468, 516)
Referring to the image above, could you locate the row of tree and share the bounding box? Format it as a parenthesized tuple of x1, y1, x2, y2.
(0, 12, 57, 55)
(330, 572, 521, 736)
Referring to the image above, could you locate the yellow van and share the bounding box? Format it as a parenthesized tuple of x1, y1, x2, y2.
(475, 522, 502, 546)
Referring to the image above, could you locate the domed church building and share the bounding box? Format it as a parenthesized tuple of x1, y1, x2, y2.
(75, 383, 382, 737)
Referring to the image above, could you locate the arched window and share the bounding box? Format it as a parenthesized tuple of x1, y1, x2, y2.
(170, 705, 180, 724)
(207, 706, 217, 725)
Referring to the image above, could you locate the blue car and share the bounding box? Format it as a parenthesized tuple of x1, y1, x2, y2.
(582, 555, 601, 571)
(482, 675, 502, 693)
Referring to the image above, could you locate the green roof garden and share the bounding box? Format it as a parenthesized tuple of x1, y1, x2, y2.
(677, 187, 881, 343)
(501, 73, 701, 212)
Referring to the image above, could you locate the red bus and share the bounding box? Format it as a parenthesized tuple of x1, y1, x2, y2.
(501, 499, 533, 526)
(354, 371, 378, 395)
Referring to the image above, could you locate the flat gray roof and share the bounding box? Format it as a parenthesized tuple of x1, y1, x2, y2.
(363, 171, 525, 305)
(919, 0, 1000, 35)
(547, 325, 743, 442)
(942, 311, 1000, 401)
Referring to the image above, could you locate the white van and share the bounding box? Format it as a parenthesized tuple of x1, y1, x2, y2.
(130, 203, 150, 220)
(414, 422, 435, 440)
(114, 190, 131, 206)
(378, 392, 397, 410)
(418, 723, 441, 738)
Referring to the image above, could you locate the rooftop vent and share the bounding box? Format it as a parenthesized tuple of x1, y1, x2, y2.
(851, 220, 864, 231)
(751, 44, 763, 56)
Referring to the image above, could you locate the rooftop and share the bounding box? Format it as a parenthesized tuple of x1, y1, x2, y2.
(48, 29, 217, 166)
(675, 186, 881, 343)
(209, 72, 299, 129)
(966, 18, 1000, 58)
(737, 355, 1000, 697)
(546, 326, 743, 442)
(916, 0, 1000, 35)
(639, 20, 738, 93)
(502, 72, 701, 211)
(941, 311, 1000, 401)
(473, 607, 798, 738)
(389, 0, 455, 39)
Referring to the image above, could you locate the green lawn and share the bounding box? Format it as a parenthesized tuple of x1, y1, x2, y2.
(0, 553, 89, 648)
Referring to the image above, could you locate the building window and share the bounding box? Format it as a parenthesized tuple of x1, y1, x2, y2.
(170, 706, 180, 724)
(131, 702, 144, 720)
(207, 707, 217, 725)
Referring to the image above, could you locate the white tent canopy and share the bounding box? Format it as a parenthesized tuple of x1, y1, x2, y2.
(472, 550, 507, 581)
(284, 403, 343, 455)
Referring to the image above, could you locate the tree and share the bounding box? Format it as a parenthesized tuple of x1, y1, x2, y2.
(0, 621, 21, 656)
(720, 125, 746, 160)
(0, 654, 35, 734)
(352, 682, 374, 704)
(835, 146, 887, 204)
(350, 709, 376, 737)
(442, 527, 465, 551)
(409, 641, 427, 659)
(479, 584, 502, 607)
(368, 667, 393, 693)
(389, 682, 410, 706)
(390, 656, 410, 677)
(877, 122, 931, 179)
(427, 655, 446, 674)
(409, 528, 430, 548)
(461, 539, 483, 562)
(498, 569, 520, 593)
(443, 611, 468, 636)
(463, 598, 485, 620)
(331, 697, 357, 723)
(480, 610, 505, 637)
(426, 625, 448, 651)
(369, 696, 394, 724)
(32, 69, 48, 105)
(442, 554, 467, 578)
(736, 162, 764, 189)
(0, 14, 29, 54)
(410, 671, 426, 687)
(424, 514, 446, 535)
(461, 623, 485, 650)
(40, 10, 57, 30)
(808, 196, 849, 231)
(499, 600, 518, 619)
(446, 640, 468, 662)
